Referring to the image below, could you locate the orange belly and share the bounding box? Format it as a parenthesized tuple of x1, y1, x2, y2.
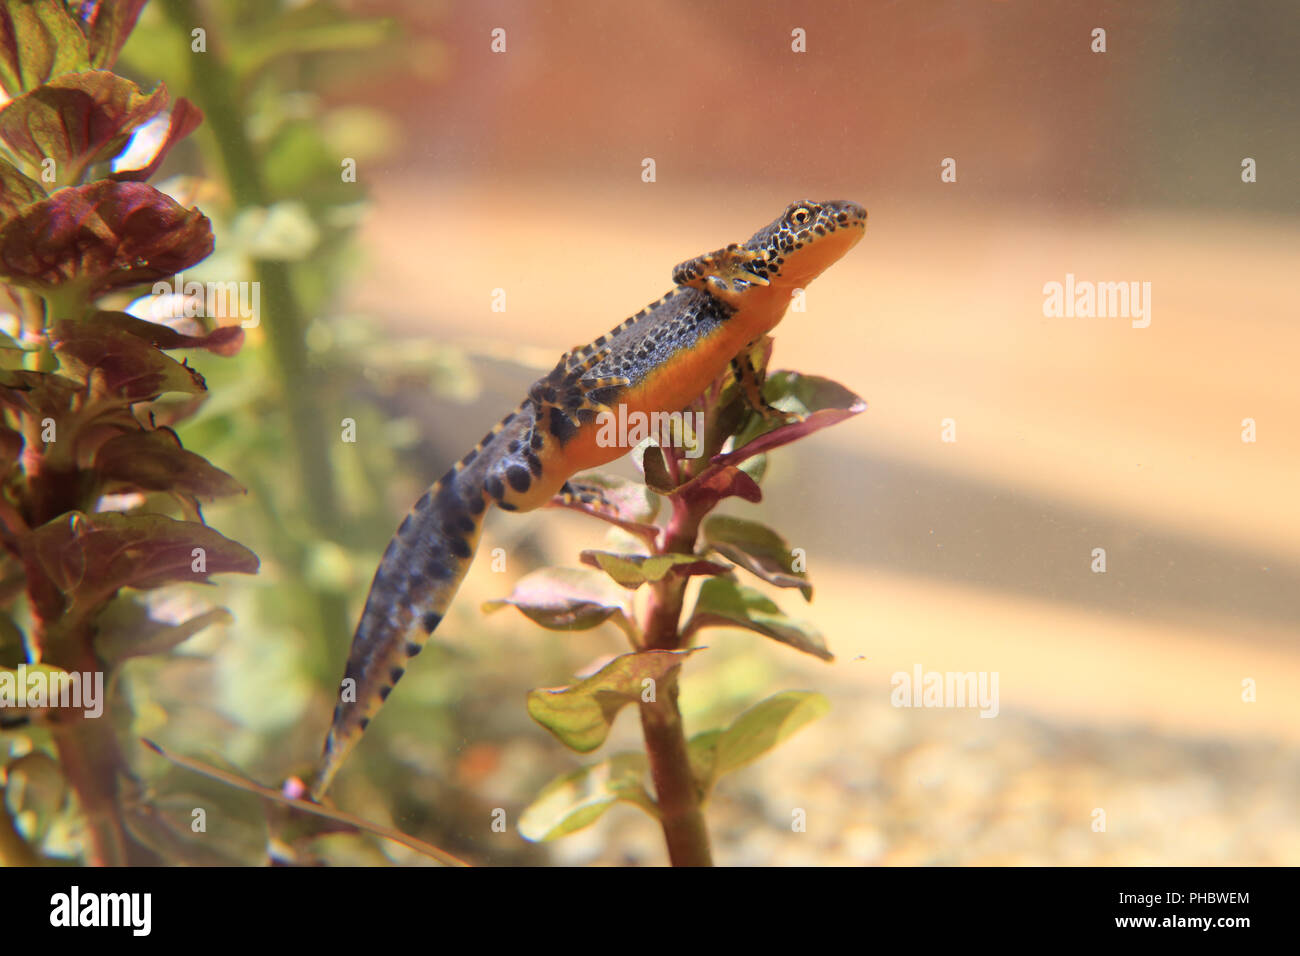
(510, 293, 789, 510)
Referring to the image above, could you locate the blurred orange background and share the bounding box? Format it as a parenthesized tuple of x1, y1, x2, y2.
(318, 0, 1298, 863)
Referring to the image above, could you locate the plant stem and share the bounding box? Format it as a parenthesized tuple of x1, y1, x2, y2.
(637, 495, 712, 865)
(50, 715, 129, 865)
(163, 0, 341, 532)
(43, 623, 160, 865)
(638, 675, 711, 866)
(162, 0, 354, 664)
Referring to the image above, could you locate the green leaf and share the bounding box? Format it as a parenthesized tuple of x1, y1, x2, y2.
(0, 0, 90, 97)
(688, 691, 830, 794)
(483, 567, 633, 634)
(685, 578, 832, 661)
(685, 727, 723, 794)
(517, 752, 656, 842)
(579, 550, 731, 591)
(705, 370, 866, 485)
(526, 649, 695, 753)
(702, 515, 812, 600)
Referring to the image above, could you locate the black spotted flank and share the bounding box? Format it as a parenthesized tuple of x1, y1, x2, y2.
(425, 558, 454, 581)
(390, 666, 405, 683)
(506, 464, 531, 492)
(485, 474, 505, 501)
(421, 611, 442, 633)
(406, 641, 423, 657)
(447, 535, 472, 559)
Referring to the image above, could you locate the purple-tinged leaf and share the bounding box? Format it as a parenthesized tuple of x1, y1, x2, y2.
(673, 462, 762, 510)
(684, 577, 832, 662)
(72, 0, 148, 70)
(94, 594, 232, 664)
(22, 510, 258, 623)
(547, 472, 659, 545)
(0, 71, 168, 182)
(93, 428, 246, 502)
(92, 310, 244, 357)
(483, 567, 634, 636)
(702, 514, 812, 600)
(0, 157, 45, 220)
(0, 180, 213, 296)
(52, 320, 206, 399)
(110, 98, 203, 183)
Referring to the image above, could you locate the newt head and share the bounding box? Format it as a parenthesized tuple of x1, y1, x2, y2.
(672, 199, 867, 307)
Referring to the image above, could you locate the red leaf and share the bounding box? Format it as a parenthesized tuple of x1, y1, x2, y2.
(93, 428, 246, 502)
(52, 320, 205, 400)
(675, 463, 763, 510)
(23, 511, 259, 621)
(72, 0, 149, 70)
(0, 180, 213, 296)
(0, 71, 168, 181)
(91, 311, 244, 357)
(110, 98, 203, 183)
(0, 422, 22, 481)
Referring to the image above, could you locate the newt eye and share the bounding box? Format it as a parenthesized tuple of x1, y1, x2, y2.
(790, 206, 812, 225)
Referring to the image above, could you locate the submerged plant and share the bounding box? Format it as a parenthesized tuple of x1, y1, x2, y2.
(0, 0, 257, 865)
(492, 337, 864, 865)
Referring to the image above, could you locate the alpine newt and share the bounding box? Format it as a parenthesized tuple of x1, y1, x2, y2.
(311, 199, 868, 798)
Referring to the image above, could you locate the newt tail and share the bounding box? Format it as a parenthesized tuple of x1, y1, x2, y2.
(312, 199, 867, 798)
